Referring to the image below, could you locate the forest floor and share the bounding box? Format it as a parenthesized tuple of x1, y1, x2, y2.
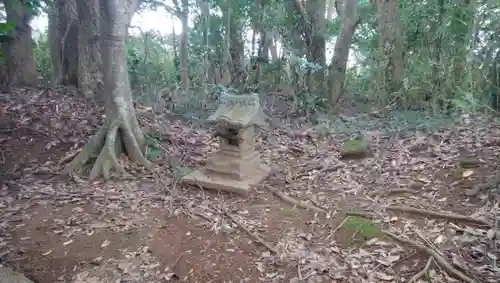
(0, 87, 499, 283)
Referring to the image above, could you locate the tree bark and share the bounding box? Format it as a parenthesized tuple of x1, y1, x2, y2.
(200, 0, 209, 95)
(3, 0, 38, 86)
(179, 0, 190, 92)
(326, 0, 335, 21)
(63, 0, 152, 180)
(76, 0, 103, 99)
(328, 0, 360, 104)
(50, 0, 79, 86)
(220, 0, 232, 85)
(375, 0, 405, 94)
(291, 0, 326, 94)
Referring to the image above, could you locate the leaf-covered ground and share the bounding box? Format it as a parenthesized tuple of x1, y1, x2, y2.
(0, 87, 499, 283)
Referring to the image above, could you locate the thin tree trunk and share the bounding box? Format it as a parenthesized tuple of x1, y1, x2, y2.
(269, 32, 278, 62)
(48, 3, 61, 86)
(326, 0, 335, 21)
(328, 0, 360, 105)
(171, 15, 180, 82)
(179, 0, 190, 92)
(221, 0, 232, 85)
(3, 0, 38, 86)
(201, 0, 209, 95)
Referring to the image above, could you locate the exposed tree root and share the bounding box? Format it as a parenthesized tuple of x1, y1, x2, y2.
(263, 184, 326, 214)
(408, 257, 433, 283)
(225, 212, 278, 254)
(385, 205, 492, 228)
(383, 231, 475, 283)
(61, 119, 153, 180)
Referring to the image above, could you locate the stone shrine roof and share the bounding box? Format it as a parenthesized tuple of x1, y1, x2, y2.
(208, 93, 268, 128)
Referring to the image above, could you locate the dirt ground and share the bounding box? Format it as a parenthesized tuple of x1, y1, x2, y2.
(0, 88, 499, 282)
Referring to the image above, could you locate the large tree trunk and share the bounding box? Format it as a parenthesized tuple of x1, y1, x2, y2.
(3, 0, 38, 86)
(375, 0, 405, 94)
(328, 0, 360, 104)
(76, 0, 103, 99)
(50, 0, 79, 86)
(63, 0, 152, 180)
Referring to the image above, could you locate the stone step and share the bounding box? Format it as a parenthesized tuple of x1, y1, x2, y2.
(0, 266, 34, 283)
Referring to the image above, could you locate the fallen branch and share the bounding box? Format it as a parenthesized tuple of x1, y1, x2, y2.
(385, 206, 491, 228)
(225, 212, 278, 254)
(408, 257, 433, 283)
(383, 231, 475, 283)
(263, 184, 326, 214)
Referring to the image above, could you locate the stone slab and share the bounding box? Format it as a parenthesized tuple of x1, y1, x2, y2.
(0, 266, 34, 283)
(181, 164, 271, 196)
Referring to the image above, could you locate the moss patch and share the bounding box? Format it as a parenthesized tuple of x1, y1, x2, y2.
(340, 139, 370, 160)
(334, 216, 383, 248)
(280, 206, 302, 220)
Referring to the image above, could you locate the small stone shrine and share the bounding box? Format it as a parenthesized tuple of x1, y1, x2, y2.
(182, 93, 270, 195)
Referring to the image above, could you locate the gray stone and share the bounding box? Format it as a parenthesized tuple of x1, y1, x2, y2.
(0, 266, 34, 283)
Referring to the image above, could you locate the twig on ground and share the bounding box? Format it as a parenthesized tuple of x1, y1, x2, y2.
(383, 230, 475, 283)
(408, 257, 433, 283)
(385, 206, 492, 227)
(263, 184, 326, 214)
(225, 212, 278, 254)
(326, 216, 350, 240)
(345, 211, 375, 220)
(297, 257, 303, 280)
(294, 164, 344, 180)
(367, 188, 417, 197)
(58, 150, 79, 165)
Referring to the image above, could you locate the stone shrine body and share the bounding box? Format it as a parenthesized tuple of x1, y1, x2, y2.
(181, 93, 270, 195)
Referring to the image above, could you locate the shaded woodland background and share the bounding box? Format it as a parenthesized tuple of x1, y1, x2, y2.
(2, 0, 499, 121)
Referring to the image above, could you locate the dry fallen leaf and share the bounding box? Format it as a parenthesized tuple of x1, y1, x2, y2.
(376, 272, 394, 281)
(462, 169, 474, 178)
(434, 234, 445, 244)
(101, 239, 110, 248)
(42, 250, 52, 256)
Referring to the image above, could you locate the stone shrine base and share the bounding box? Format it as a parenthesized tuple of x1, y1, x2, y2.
(181, 164, 271, 196)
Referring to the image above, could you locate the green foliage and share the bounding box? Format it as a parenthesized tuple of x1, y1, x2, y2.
(126, 31, 177, 100)
(343, 139, 367, 152)
(32, 32, 51, 84)
(0, 21, 16, 59)
(27, 0, 500, 118)
(145, 136, 163, 160)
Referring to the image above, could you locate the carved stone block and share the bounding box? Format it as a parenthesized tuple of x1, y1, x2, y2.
(182, 93, 270, 195)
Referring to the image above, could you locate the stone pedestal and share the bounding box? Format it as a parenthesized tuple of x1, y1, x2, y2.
(181, 93, 271, 196)
(182, 163, 270, 196)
